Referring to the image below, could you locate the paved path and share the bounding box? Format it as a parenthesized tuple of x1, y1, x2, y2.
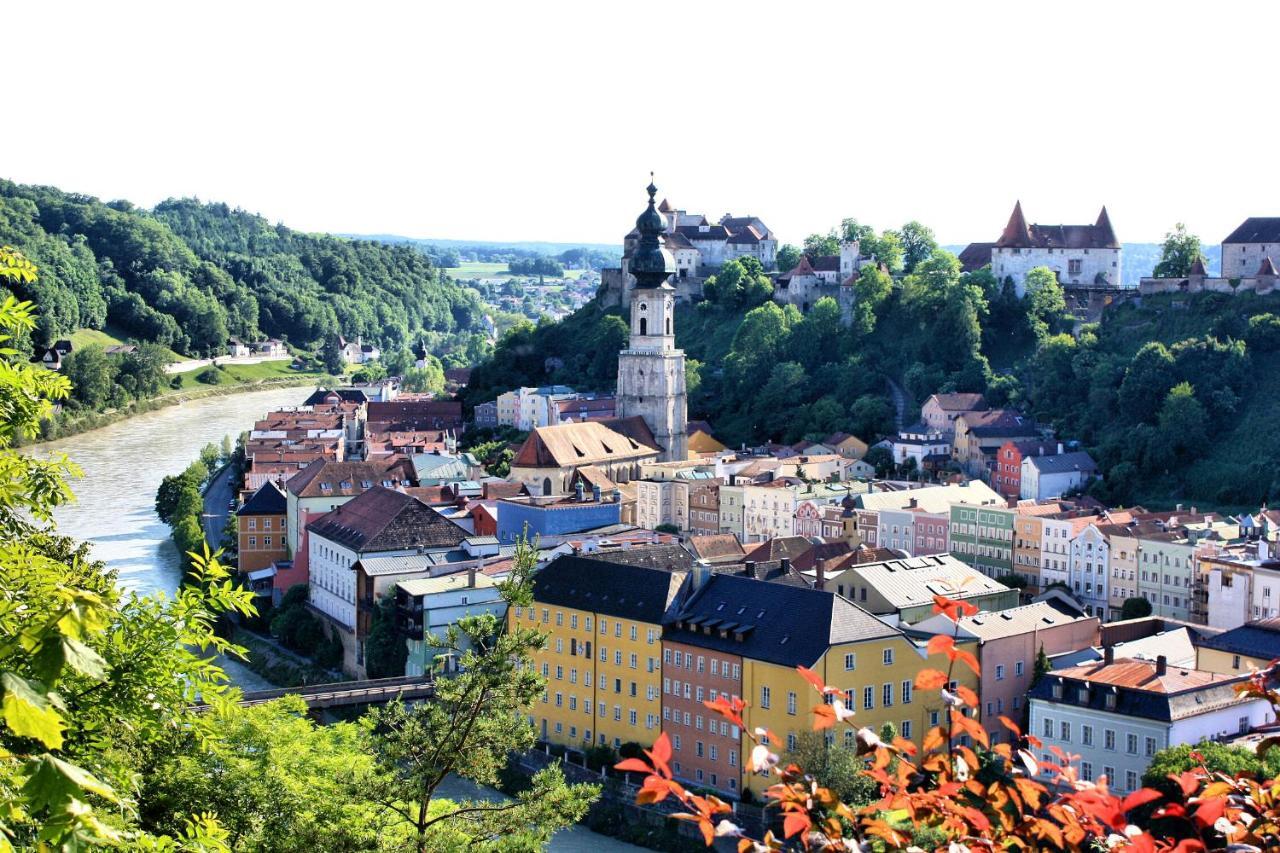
(434, 775, 648, 852)
(165, 354, 291, 375)
(886, 376, 908, 431)
(202, 463, 236, 548)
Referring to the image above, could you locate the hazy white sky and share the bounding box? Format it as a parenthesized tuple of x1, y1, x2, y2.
(7, 1, 1277, 247)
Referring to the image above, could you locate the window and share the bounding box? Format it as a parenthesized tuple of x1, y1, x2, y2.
(1126, 733, 1138, 754)
(901, 720, 912, 739)
(863, 686, 874, 710)
(882, 683, 893, 707)
(845, 653, 856, 671)
(882, 648, 894, 666)
(787, 692, 797, 715)
(1104, 765, 1116, 786)
(1080, 761, 1093, 782)
(901, 680, 912, 705)
(1145, 737, 1157, 757)
(1104, 729, 1116, 751)
(1125, 770, 1138, 792)
(995, 664, 1005, 681)
(1081, 725, 1093, 747)
(760, 686, 771, 709)
(1043, 717, 1053, 739)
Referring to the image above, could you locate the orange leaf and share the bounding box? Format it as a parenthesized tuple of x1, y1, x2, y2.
(915, 668, 949, 690)
(953, 647, 981, 676)
(955, 685, 979, 708)
(1121, 788, 1163, 813)
(926, 634, 956, 657)
(922, 726, 946, 753)
(614, 758, 651, 774)
(796, 664, 834, 695)
(645, 732, 673, 778)
(811, 704, 836, 730)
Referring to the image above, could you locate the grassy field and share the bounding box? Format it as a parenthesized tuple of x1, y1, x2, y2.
(69, 326, 185, 361)
(445, 262, 509, 280)
(169, 359, 316, 390)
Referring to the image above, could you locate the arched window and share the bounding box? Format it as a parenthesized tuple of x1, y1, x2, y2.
(666, 317, 672, 334)
(639, 317, 647, 335)
(542, 478, 553, 496)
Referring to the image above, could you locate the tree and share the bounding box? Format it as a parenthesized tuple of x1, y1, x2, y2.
(1032, 643, 1052, 687)
(864, 445, 894, 478)
(1120, 596, 1153, 620)
(776, 243, 803, 273)
(1157, 382, 1208, 462)
(0, 245, 252, 848)
(1152, 223, 1206, 278)
(359, 539, 597, 851)
(1118, 341, 1176, 423)
(61, 344, 116, 409)
(1024, 265, 1069, 340)
(364, 593, 408, 679)
(803, 231, 840, 261)
(848, 395, 896, 442)
(321, 334, 346, 375)
(896, 221, 938, 274)
(787, 731, 878, 808)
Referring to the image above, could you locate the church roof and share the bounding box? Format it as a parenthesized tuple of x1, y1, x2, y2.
(512, 420, 660, 469)
(958, 242, 995, 272)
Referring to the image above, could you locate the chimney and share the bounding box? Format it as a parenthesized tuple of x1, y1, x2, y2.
(1155, 655, 1167, 676)
(592, 484, 602, 503)
(744, 560, 757, 579)
(780, 556, 791, 573)
(467, 567, 477, 588)
(1176, 503, 1184, 512)
(1103, 645, 1114, 665)
(1057, 442, 1064, 455)
(816, 558, 827, 590)
(908, 497, 918, 509)
(575, 481, 585, 502)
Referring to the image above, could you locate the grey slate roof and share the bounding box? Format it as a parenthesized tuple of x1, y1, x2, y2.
(237, 481, 287, 516)
(1222, 217, 1280, 245)
(1199, 618, 1280, 660)
(532, 554, 687, 624)
(664, 573, 898, 668)
(1025, 450, 1098, 475)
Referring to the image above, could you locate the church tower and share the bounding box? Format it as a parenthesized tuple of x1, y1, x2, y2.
(616, 178, 688, 462)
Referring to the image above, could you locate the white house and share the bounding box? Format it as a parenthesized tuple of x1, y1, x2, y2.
(1021, 450, 1099, 500)
(889, 423, 951, 470)
(396, 570, 507, 676)
(1028, 654, 1275, 795)
(1068, 523, 1110, 619)
(981, 201, 1122, 295)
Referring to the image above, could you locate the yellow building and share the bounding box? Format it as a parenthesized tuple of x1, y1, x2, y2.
(1196, 619, 1280, 675)
(515, 553, 687, 750)
(663, 572, 977, 796)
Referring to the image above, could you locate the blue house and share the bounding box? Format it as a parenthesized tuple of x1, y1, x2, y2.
(496, 484, 622, 543)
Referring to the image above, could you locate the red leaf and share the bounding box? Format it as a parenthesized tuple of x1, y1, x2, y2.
(1192, 795, 1226, 828)
(782, 811, 811, 839)
(797, 664, 833, 695)
(811, 704, 836, 730)
(1121, 788, 1163, 813)
(614, 758, 652, 774)
(646, 732, 673, 778)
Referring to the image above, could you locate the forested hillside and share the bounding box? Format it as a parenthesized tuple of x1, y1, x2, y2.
(467, 248, 1280, 510)
(0, 181, 488, 358)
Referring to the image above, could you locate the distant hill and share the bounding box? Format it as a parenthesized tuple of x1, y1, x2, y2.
(0, 181, 487, 358)
(352, 234, 618, 255)
(351, 234, 622, 274)
(943, 243, 1222, 286)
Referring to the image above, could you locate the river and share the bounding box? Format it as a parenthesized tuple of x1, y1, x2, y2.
(30, 386, 310, 691)
(27, 388, 649, 851)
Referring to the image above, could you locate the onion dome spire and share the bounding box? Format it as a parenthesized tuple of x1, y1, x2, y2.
(630, 173, 675, 289)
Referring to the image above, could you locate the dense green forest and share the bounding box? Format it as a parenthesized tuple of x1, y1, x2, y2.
(0, 181, 489, 358)
(466, 226, 1280, 509)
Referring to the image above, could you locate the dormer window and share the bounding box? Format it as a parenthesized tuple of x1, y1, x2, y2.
(1052, 682, 1063, 700)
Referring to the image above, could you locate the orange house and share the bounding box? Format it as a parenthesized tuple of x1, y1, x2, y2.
(237, 481, 289, 572)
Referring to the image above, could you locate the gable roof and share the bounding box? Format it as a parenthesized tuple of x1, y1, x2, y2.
(958, 242, 995, 272)
(926, 393, 987, 413)
(951, 600, 1091, 641)
(237, 481, 287, 516)
(302, 387, 367, 406)
(686, 534, 745, 564)
(1222, 217, 1280, 245)
(744, 536, 813, 564)
(286, 458, 416, 498)
(1030, 658, 1254, 722)
(513, 420, 659, 469)
(306, 486, 468, 553)
(532, 554, 687, 623)
(665, 574, 898, 668)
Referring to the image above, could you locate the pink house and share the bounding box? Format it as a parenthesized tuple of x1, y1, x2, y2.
(912, 600, 1099, 744)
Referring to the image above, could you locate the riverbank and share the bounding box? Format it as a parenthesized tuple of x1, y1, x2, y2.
(27, 371, 339, 446)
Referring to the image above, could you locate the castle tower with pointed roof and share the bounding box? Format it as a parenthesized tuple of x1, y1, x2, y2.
(615, 178, 688, 463)
(967, 200, 1124, 295)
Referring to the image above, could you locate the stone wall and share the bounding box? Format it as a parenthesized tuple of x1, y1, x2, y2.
(993, 246, 1121, 295)
(1223, 242, 1280, 278)
(1138, 275, 1279, 296)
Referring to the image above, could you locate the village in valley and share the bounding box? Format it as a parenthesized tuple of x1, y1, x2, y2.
(222, 180, 1280, 806)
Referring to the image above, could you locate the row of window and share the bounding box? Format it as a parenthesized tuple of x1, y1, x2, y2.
(243, 517, 283, 531)
(544, 692, 653, 727)
(1041, 718, 1157, 756)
